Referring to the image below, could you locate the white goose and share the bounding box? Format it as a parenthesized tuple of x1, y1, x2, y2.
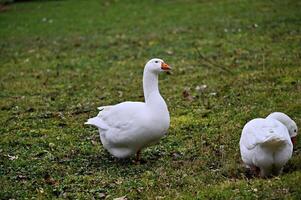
(240, 112, 298, 177)
(85, 58, 171, 160)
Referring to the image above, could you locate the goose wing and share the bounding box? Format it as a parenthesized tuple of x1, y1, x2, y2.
(240, 118, 289, 150)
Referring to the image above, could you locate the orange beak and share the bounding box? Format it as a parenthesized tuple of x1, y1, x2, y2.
(161, 62, 171, 71)
(291, 136, 297, 145)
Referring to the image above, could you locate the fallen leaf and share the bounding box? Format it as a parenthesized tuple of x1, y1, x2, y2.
(44, 173, 58, 186)
(165, 50, 173, 55)
(7, 154, 18, 160)
(195, 84, 207, 93)
(16, 174, 27, 180)
(118, 91, 123, 97)
(98, 193, 106, 198)
(114, 195, 127, 200)
(49, 143, 55, 148)
(182, 88, 193, 101)
(171, 152, 183, 160)
(91, 140, 98, 146)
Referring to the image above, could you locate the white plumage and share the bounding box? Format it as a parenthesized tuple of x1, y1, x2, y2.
(85, 58, 171, 159)
(240, 112, 298, 177)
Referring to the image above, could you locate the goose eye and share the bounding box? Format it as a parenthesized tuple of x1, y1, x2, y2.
(155, 61, 159, 63)
(294, 129, 297, 132)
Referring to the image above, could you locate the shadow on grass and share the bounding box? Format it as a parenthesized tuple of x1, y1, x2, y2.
(80, 150, 165, 178)
(283, 149, 301, 174)
(221, 150, 301, 180)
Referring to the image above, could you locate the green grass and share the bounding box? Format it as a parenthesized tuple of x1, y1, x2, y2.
(1, 0, 301, 199)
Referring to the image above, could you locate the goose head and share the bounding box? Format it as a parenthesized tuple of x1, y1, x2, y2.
(145, 58, 171, 74)
(266, 112, 298, 145)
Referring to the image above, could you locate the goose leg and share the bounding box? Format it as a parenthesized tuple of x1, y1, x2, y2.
(135, 150, 141, 163)
(251, 165, 260, 177)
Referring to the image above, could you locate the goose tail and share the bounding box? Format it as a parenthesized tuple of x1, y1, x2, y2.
(85, 117, 108, 130)
(261, 135, 287, 148)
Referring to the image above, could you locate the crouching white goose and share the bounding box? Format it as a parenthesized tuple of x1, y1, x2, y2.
(85, 58, 171, 160)
(240, 112, 298, 177)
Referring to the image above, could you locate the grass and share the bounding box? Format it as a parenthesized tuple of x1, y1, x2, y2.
(1, 0, 301, 199)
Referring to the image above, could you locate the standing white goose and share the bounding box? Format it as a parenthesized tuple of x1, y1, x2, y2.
(240, 112, 298, 177)
(85, 58, 171, 160)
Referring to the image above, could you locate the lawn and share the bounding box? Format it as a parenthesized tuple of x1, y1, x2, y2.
(1, 0, 301, 199)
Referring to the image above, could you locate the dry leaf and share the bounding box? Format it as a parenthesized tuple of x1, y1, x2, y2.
(114, 196, 127, 200)
(195, 84, 207, 93)
(7, 154, 18, 160)
(91, 140, 98, 146)
(182, 89, 193, 101)
(44, 174, 58, 186)
(98, 193, 106, 198)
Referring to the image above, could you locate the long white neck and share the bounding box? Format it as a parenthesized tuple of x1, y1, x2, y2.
(143, 68, 159, 103)
(143, 68, 166, 109)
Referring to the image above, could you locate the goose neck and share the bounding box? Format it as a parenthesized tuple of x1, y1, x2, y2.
(143, 69, 160, 104)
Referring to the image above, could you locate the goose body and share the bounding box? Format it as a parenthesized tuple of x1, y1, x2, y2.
(85, 58, 171, 159)
(240, 112, 297, 177)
